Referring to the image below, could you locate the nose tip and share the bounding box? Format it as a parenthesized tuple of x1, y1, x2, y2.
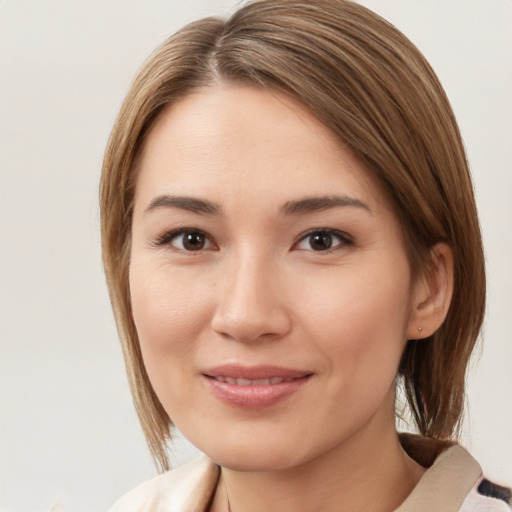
(211, 266, 291, 343)
(212, 306, 290, 343)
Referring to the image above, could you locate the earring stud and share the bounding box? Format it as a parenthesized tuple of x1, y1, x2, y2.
(418, 325, 423, 332)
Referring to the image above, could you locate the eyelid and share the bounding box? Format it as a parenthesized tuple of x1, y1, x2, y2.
(152, 227, 352, 254)
(153, 228, 217, 251)
(293, 228, 353, 253)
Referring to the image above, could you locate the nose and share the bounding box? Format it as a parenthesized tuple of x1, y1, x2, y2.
(211, 254, 292, 343)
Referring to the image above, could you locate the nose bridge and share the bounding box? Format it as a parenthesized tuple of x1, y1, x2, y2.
(212, 244, 290, 342)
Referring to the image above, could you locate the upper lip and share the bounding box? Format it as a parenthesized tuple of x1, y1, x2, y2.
(203, 364, 312, 380)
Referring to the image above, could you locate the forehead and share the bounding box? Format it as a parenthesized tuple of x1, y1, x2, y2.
(134, 84, 391, 215)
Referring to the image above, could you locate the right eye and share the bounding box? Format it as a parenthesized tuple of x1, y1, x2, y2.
(155, 229, 215, 252)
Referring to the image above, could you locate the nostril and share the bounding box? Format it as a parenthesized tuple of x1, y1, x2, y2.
(211, 268, 292, 342)
(211, 310, 291, 344)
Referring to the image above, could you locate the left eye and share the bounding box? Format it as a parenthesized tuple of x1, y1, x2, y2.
(295, 230, 351, 252)
(156, 229, 215, 251)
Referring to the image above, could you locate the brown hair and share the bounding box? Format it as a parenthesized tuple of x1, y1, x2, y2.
(100, 0, 485, 471)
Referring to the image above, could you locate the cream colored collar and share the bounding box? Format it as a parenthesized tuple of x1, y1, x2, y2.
(396, 437, 482, 511)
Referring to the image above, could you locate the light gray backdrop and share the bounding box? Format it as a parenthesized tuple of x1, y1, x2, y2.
(1, 1, 511, 511)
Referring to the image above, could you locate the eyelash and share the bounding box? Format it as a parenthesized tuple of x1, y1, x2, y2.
(153, 229, 217, 252)
(153, 228, 353, 254)
(294, 229, 353, 253)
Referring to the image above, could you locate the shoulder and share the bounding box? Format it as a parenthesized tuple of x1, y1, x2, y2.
(460, 478, 512, 512)
(108, 456, 220, 512)
(397, 434, 511, 512)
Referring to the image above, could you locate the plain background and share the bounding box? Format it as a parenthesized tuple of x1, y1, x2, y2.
(0, 1, 511, 510)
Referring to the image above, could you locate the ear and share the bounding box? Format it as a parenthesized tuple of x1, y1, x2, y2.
(407, 243, 454, 340)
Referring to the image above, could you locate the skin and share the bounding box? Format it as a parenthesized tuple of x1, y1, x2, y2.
(129, 84, 453, 512)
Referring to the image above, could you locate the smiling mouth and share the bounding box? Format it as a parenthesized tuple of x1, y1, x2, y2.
(210, 376, 299, 385)
(202, 365, 313, 409)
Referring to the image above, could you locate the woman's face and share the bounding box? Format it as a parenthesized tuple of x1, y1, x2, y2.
(129, 84, 420, 471)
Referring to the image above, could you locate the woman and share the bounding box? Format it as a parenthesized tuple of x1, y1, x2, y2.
(101, 1, 511, 510)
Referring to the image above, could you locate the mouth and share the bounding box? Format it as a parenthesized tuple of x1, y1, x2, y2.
(209, 376, 301, 386)
(202, 365, 313, 409)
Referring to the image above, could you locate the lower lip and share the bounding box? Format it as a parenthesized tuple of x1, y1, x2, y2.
(204, 376, 311, 409)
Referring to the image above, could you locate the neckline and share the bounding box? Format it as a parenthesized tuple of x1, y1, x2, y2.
(204, 435, 482, 512)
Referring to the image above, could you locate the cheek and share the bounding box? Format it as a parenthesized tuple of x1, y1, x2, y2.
(297, 264, 412, 384)
(128, 261, 221, 421)
(128, 261, 213, 379)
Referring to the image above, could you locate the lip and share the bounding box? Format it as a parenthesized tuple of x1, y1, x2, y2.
(202, 365, 313, 409)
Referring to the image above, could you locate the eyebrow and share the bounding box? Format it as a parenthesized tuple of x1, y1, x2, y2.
(281, 195, 371, 215)
(144, 195, 222, 215)
(144, 194, 371, 217)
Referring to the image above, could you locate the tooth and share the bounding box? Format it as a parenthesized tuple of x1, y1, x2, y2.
(236, 377, 252, 385)
(270, 377, 284, 384)
(253, 378, 270, 385)
(214, 376, 225, 383)
(225, 377, 236, 384)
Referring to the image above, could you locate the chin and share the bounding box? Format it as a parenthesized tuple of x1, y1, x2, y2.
(196, 435, 307, 472)
(213, 451, 300, 473)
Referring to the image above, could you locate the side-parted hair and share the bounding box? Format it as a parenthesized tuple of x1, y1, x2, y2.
(100, 0, 485, 471)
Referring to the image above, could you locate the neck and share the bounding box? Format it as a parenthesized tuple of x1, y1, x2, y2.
(211, 420, 425, 512)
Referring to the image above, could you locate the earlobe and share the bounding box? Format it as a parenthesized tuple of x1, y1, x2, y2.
(407, 243, 454, 340)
